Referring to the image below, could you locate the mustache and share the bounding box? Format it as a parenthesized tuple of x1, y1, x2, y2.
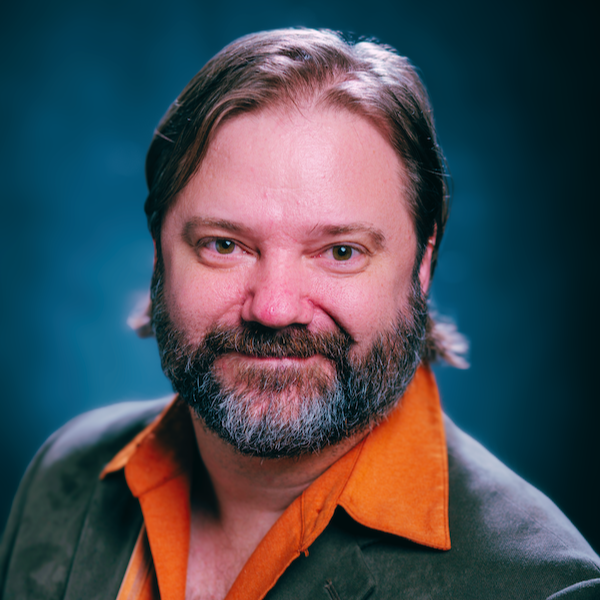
(196, 323, 353, 360)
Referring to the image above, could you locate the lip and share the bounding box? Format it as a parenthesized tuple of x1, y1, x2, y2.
(219, 353, 323, 366)
(213, 353, 338, 382)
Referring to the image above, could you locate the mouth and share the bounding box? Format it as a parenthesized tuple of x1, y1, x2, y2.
(211, 352, 338, 396)
(217, 352, 325, 366)
(212, 352, 338, 382)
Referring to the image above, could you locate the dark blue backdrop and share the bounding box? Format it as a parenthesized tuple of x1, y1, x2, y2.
(2, 0, 598, 552)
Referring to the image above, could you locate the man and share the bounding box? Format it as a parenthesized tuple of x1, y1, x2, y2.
(1, 28, 599, 600)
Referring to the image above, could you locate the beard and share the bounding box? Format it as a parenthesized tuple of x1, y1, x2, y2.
(151, 262, 428, 458)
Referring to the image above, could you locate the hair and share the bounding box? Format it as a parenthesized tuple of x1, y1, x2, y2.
(139, 27, 468, 368)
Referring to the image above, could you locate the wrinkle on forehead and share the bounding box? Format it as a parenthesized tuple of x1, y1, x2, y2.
(198, 105, 408, 201)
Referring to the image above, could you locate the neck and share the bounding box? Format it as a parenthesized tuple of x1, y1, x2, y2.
(189, 409, 364, 529)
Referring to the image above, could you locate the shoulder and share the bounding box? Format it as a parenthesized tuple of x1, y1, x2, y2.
(444, 415, 598, 561)
(0, 398, 172, 599)
(4, 396, 172, 522)
(345, 417, 600, 599)
(36, 397, 172, 474)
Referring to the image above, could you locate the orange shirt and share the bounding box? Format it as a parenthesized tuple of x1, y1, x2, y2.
(102, 366, 450, 600)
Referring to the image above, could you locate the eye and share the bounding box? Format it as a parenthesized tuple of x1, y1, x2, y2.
(196, 237, 247, 260)
(331, 245, 354, 261)
(317, 243, 368, 273)
(214, 239, 236, 254)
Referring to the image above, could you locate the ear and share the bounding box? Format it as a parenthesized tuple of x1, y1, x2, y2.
(153, 238, 158, 268)
(418, 234, 436, 295)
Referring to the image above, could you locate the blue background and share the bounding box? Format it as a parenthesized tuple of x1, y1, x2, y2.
(2, 0, 598, 552)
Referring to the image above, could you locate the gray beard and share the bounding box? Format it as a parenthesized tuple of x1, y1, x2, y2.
(151, 260, 428, 458)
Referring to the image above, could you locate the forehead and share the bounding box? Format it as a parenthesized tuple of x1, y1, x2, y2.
(205, 106, 402, 195)
(168, 106, 414, 247)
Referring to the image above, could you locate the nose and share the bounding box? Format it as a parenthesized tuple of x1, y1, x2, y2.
(241, 257, 314, 329)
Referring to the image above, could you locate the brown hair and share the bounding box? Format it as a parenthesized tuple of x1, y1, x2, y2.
(141, 28, 468, 367)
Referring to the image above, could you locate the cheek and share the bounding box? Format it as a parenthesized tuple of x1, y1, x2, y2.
(316, 268, 413, 345)
(163, 266, 248, 336)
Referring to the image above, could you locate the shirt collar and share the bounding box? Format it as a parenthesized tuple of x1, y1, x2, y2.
(335, 366, 449, 549)
(101, 365, 450, 551)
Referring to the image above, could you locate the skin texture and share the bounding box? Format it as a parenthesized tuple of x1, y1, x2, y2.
(158, 106, 434, 599)
(160, 107, 431, 367)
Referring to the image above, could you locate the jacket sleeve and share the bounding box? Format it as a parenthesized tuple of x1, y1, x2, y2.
(0, 429, 60, 594)
(547, 578, 600, 599)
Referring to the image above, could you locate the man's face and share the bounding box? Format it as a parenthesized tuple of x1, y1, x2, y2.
(154, 106, 432, 457)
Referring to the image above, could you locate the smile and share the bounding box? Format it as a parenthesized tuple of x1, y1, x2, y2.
(219, 353, 325, 366)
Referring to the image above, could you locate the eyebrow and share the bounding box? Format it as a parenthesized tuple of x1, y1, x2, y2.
(183, 217, 387, 250)
(182, 217, 244, 242)
(310, 223, 387, 251)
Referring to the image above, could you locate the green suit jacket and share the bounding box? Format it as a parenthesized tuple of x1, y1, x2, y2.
(1, 399, 599, 599)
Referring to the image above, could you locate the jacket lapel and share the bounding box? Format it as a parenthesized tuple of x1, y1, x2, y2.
(63, 472, 143, 600)
(265, 511, 375, 600)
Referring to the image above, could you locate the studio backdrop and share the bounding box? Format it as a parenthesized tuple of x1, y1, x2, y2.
(1, 0, 598, 552)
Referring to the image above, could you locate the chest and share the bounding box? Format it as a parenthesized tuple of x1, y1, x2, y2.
(185, 513, 264, 600)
